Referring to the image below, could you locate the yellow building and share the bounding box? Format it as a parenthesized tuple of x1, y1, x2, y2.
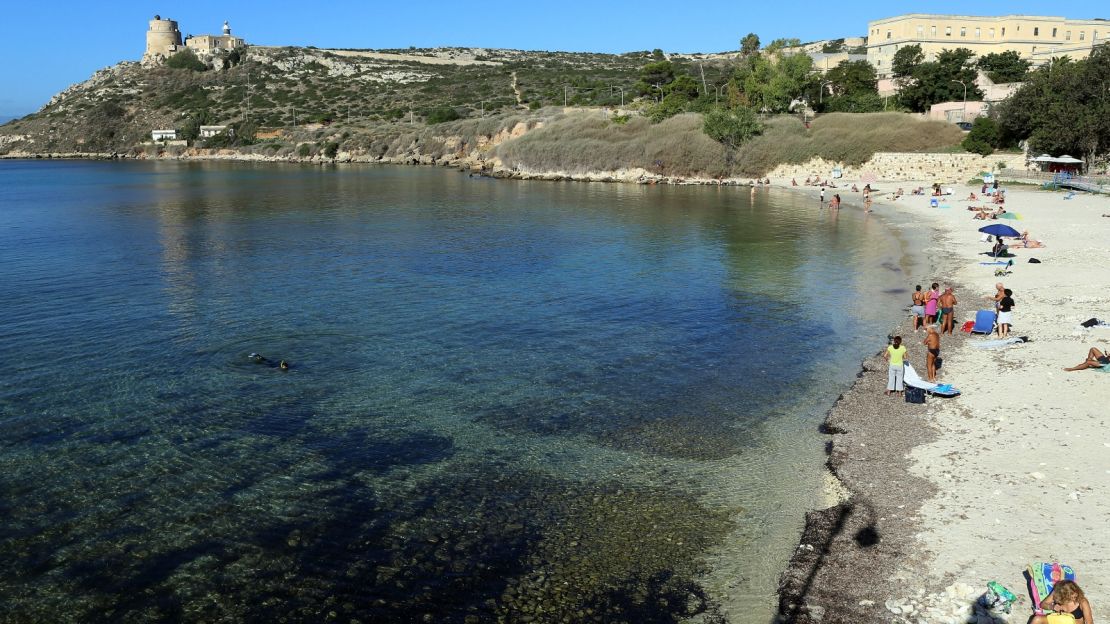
(867, 14, 1109, 81)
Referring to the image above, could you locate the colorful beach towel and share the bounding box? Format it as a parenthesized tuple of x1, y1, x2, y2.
(1028, 561, 1076, 611)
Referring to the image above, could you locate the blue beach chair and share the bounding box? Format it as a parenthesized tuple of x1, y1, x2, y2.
(972, 310, 997, 334)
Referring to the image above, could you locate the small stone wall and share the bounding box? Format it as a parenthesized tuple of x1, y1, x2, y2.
(768, 151, 1028, 183)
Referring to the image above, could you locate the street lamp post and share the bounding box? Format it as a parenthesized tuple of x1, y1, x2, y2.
(819, 81, 833, 104)
(951, 79, 967, 122)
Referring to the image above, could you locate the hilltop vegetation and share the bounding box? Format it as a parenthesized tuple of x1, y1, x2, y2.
(0, 44, 971, 177)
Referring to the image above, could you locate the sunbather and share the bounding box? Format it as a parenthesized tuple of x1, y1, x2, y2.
(967, 192, 978, 201)
(1032, 580, 1092, 624)
(1064, 346, 1110, 371)
(1015, 230, 1046, 248)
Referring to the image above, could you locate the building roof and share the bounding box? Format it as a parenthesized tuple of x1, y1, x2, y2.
(869, 14, 1109, 26)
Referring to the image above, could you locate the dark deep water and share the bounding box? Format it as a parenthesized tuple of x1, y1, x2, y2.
(0, 160, 919, 622)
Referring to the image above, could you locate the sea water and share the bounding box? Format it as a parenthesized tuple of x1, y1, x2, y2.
(0, 160, 920, 622)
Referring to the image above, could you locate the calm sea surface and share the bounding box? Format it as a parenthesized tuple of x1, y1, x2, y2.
(0, 161, 919, 622)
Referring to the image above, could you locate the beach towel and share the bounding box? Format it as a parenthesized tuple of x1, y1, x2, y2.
(961, 320, 975, 333)
(970, 336, 1030, 349)
(903, 363, 960, 397)
(972, 310, 996, 334)
(1028, 562, 1076, 612)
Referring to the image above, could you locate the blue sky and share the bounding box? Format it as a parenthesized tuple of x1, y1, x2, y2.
(1, 1, 1106, 116)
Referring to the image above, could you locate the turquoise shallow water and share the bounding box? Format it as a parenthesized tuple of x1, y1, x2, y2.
(0, 160, 918, 622)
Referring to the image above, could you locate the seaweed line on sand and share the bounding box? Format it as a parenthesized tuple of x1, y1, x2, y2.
(776, 207, 966, 624)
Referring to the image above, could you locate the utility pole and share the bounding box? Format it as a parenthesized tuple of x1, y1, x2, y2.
(699, 63, 708, 97)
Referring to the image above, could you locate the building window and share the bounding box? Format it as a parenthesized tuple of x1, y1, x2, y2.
(1051, 28, 1057, 38)
(1002, 27, 1006, 36)
(917, 25, 924, 37)
(877, 59, 882, 66)
(1032, 46, 1037, 54)
(960, 27, 966, 37)
(975, 28, 981, 38)
(1066, 31, 1071, 41)
(989, 28, 995, 38)
(931, 26, 937, 37)
(1034, 27, 1039, 36)
(886, 30, 891, 39)
(945, 26, 952, 36)
(1079, 31, 1085, 41)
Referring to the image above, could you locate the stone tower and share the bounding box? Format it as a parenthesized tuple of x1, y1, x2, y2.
(145, 15, 182, 58)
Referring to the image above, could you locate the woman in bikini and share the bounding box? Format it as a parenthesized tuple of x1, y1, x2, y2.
(911, 285, 926, 331)
(1032, 580, 1092, 624)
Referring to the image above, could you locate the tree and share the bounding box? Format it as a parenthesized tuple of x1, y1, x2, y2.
(703, 106, 762, 149)
(825, 60, 878, 97)
(821, 39, 845, 54)
(651, 48, 666, 62)
(977, 51, 1031, 83)
(996, 47, 1110, 167)
(636, 60, 676, 95)
(962, 117, 1000, 155)
(730, 51, 815, 113)
(765, 38, 801, 53)
(897, 47, 983, 112)
(740, 33, 760, 56)
(666, 74, 700, 98)
(165, 48, 208, 72)
(891, 44, 924, 79)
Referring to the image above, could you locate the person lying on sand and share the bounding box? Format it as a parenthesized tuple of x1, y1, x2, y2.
(967, 192, 978, 201)
(1064, 346, 1110, 371)
(1014, 230, 1046, 248)
(1033, 580, 1093, 624)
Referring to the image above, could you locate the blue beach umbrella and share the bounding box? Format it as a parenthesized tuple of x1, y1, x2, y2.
(978, 223, 1022, 238)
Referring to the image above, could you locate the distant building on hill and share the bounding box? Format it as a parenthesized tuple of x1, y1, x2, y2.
(144, 15, 244, 61)
(867, 13, 1109, 86)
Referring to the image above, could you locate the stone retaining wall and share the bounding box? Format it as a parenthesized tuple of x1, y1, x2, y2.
(767, 152, 1028, 183)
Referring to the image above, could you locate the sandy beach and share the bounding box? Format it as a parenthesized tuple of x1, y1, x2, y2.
(777, 179, 1110, 623)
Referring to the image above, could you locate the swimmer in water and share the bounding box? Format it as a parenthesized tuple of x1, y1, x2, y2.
(249, 353, 267, 363)
(279, 360, 289, 371)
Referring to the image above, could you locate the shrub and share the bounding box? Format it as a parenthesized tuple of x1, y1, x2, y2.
(962, 138, 993, 156)
(962, 117, 1000, 155)
(165, 49, 208, 72)
(323, 141, 339, 158)
(296, 143, 312, 157)
(702, 107, 761, 149)
(427, 107, 461, 124)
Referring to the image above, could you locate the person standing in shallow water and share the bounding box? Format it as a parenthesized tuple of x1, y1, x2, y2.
(923, 326, 941, 382)
(884, 336, 907, 396)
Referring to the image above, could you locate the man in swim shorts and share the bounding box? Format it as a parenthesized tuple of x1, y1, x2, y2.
(1064, 347, 1110, 372)
(924, 326, 941, 382)
(938, 287, 958, 335)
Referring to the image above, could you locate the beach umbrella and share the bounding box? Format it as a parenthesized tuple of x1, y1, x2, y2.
(978, 223, 1022, 238)
(997, 212, 1021, 220)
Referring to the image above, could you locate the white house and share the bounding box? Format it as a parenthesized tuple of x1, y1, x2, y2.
(199, 125, 232, 138)
(151, 129, 177, 141)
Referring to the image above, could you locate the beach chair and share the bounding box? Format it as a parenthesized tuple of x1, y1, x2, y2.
(971, 310, 996, 334)
(1027, 562, 1076, 615)
(1063, 191, 1076, 200)
(903, 363, 960, 397)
